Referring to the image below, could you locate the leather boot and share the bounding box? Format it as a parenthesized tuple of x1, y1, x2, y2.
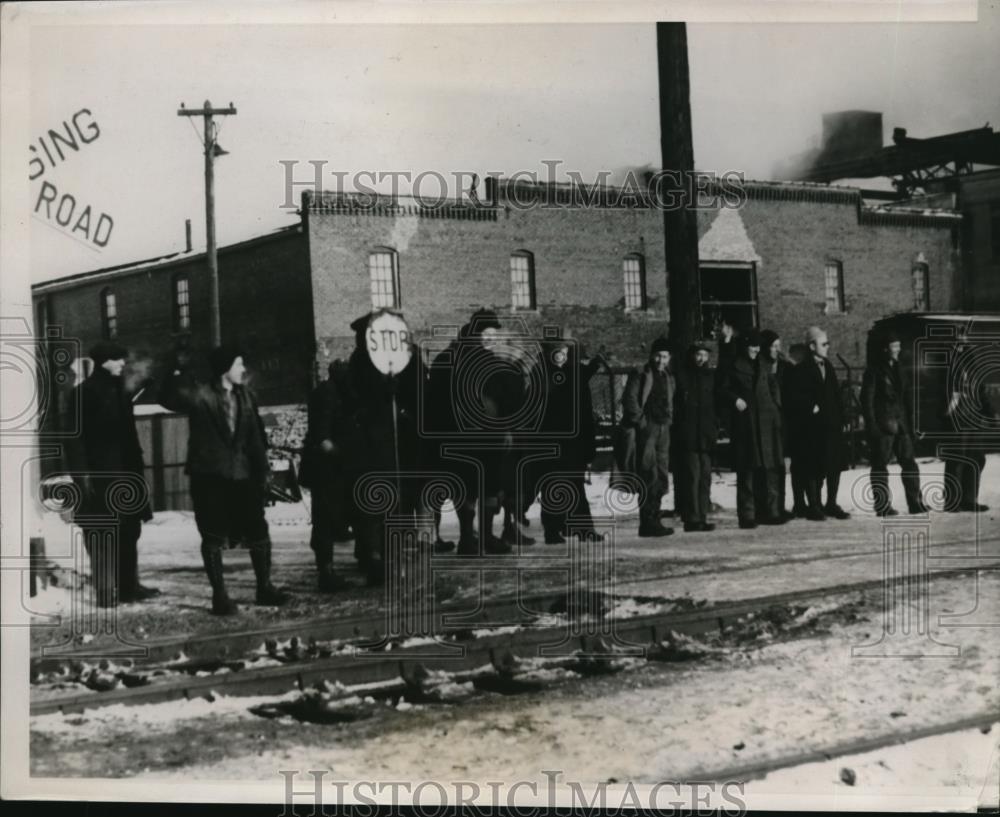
(250, 544, 290, 606)
(201, 545, 238, 616)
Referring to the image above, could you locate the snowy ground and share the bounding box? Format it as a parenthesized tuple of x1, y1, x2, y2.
(25, 456, 1000, 652)
(29, 573, 999, 811)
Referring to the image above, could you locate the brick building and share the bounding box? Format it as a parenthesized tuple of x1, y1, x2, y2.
(305, 178, 961, 374)
(33, 175, 961, 409)
(32, 225, 314, 407)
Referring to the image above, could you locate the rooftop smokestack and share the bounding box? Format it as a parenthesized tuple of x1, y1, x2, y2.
(185, 219, 192, 252)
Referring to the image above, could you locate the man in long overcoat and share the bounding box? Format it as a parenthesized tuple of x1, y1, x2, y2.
(161, 344, 290, 614)
(672, 341, 717, 532)
(623, 335, 675, 537)
(718, 330, 784, 528)
(299, 359, 354, 592)
(66, 341, 158, 607)
(760, 330, 796, 521)
(788, 327, 850, 521)
(342, 311, 428, 582)
(532, 338, 599, 543)
(861, 331, 927, 516)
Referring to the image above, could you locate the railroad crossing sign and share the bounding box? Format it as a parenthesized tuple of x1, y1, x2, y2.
(366, 309, 412, 375)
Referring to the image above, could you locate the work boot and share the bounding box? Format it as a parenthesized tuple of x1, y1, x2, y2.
(484, 534, 512, 555)
(824, 504, 850, 520)
(544, 531, 566, 545)
(639, 521, 674, 537)
(201, 546, 238, 616)
(249, 545, 290, 606)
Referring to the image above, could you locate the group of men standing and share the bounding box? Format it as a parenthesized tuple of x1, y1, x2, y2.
(300, 308, 604, 589)
(620, 323, 957, 537)
(63, 311, 992, 615)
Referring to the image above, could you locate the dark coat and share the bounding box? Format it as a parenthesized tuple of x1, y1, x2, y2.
(617, 363, 675, 474)
(718, 354, 783, 470)
(159, 372, 270, 486)
(298, 363, 355, 490)
(787, 356, 845, 473)
(536, 346, 598, 469)
(622, 363, 675, 428)
(673, 363, 717, 453)
(344, 344, 423, 476)
(65, 368, 152, 521)
(861, 358, 912, 439)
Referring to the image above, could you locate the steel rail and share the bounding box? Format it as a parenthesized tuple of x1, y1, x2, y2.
(30, 563, 998, 717)
(31, 534, 1000, 673)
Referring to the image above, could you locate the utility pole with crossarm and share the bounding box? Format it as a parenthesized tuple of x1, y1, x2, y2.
(177, 100, 237, 348)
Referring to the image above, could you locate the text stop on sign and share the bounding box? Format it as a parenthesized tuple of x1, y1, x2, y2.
(366, 310, 413, 375)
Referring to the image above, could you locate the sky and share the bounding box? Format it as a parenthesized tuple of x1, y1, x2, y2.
(25, 3, 1000, 281)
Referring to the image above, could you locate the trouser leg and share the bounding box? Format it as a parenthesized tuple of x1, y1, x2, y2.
(824, 468, 841, 511)
(763, 467, 781, 520)
(309, 483, 335, 567)
(82, 526, 117, 607)
(116, 517, 141, 602)
(736, 468, 756, 524)
(791, 460, 808, 513)
(570, 472, 594, 532)
(638, 423, 668, 526)
(869, 435, 892, 513)
(895, 432, 923, 511)
(190, 474, 236, 611)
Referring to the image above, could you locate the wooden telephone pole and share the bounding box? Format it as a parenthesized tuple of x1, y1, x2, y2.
(177, 100, 237, 347)
(656, 23, 701, 353)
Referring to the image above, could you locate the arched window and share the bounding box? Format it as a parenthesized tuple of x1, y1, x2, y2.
(912, 260, 930, 311)
(510, 250, 536, 310)
(369, 248, 400, 308)
(173, 274, 191, 332)
(100, 287, 117, 340)
(623, 254, 647, 310)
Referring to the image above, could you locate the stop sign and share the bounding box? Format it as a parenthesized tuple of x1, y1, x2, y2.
(365, 310, 413, 375)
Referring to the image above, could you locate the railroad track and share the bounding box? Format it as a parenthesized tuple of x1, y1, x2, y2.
(30, 562, 998, 716)
(31, 533, 1000, 674)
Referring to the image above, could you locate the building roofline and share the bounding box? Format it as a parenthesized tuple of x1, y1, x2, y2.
(32, 223, 303, 294)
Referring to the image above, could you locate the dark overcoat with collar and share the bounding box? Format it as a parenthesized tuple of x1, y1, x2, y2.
(159, 372, 270, 486)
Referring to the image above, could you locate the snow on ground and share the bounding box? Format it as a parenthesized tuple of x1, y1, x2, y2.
(30, 573, 999, 794)
(751, 724, 999, 805)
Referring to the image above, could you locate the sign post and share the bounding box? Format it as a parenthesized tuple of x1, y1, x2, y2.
(364, 309, 414, 517)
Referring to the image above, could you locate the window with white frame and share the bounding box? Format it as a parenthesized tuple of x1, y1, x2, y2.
(912, 262, 929, 311)
(824, 260, 845, 313)
(173, 275, 191, 332)
(369, 249, 400, 309)
(101, 288, 117, 340)
(510, 251, 536, 309)
(623, 254, 646, 310)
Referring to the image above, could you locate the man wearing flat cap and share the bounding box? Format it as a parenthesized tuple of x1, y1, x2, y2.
(65, 342, 158, 607)
(861, 331, 926, 516)
(787, 326, 850, 521)
(161, 343, 289, 614)
(623, 335, 675, 537)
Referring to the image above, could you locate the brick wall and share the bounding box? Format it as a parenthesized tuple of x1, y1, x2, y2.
(307, 184, 960, 374)
(33, 228, 315, 406)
